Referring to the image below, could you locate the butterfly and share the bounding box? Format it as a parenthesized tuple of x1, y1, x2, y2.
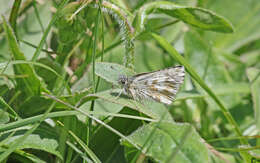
(117, 66, 185, 105)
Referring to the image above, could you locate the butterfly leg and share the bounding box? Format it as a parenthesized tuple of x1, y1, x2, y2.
(114, 89, 123, 99)
(109, 83, 123, 99)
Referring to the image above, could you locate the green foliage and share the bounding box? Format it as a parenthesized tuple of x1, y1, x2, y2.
(2, 17, 47, 97)
(122, 122, 209, 163)
(134, 1, 234, 34)
(0, 0, 259, 163)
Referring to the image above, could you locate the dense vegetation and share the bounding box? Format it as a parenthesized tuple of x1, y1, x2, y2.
(0, 0, 259, 162)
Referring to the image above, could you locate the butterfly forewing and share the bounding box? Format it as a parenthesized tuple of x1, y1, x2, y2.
(127, 66, 185, 105)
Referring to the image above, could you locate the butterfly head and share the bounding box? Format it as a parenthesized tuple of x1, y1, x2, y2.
(117, 75, 128, 86)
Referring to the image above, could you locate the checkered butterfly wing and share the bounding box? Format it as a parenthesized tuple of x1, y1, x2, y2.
(129, 66, 185, 105)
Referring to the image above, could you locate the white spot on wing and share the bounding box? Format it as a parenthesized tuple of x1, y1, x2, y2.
(159, 96, 172, 105)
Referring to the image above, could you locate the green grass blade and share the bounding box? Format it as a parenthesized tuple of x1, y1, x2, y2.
(0, 60, 62, 80)
(0, 97, 20, 119)
(2, 16, 45, 96)
(61, 123, 101, 163)
(0, 110, 155, 133)
(247, 68, 260, 145)
(0, 101, 56, 161)
(31, 0, 69, 61)
(44, 94, 141, 151)
(8, 0, 21, 35)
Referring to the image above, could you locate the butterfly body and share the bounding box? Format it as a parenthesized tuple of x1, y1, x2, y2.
(117, 66, 185, 105)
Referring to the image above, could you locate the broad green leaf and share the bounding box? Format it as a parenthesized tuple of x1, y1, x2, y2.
(246, 68, 260, 134)
(135, 1, 234, 34)
(95, 62, 134, 85)
(121, 122, 209, 163)
(1, 133, 62, 160)
(2, 16, 46, 96)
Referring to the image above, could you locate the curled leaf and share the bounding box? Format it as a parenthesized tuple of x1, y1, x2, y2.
(135, 1, 234, 34)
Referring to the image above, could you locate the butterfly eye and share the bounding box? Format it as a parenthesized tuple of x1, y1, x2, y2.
(118, 75, 127, 85)
(119, 79, 126, 85)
